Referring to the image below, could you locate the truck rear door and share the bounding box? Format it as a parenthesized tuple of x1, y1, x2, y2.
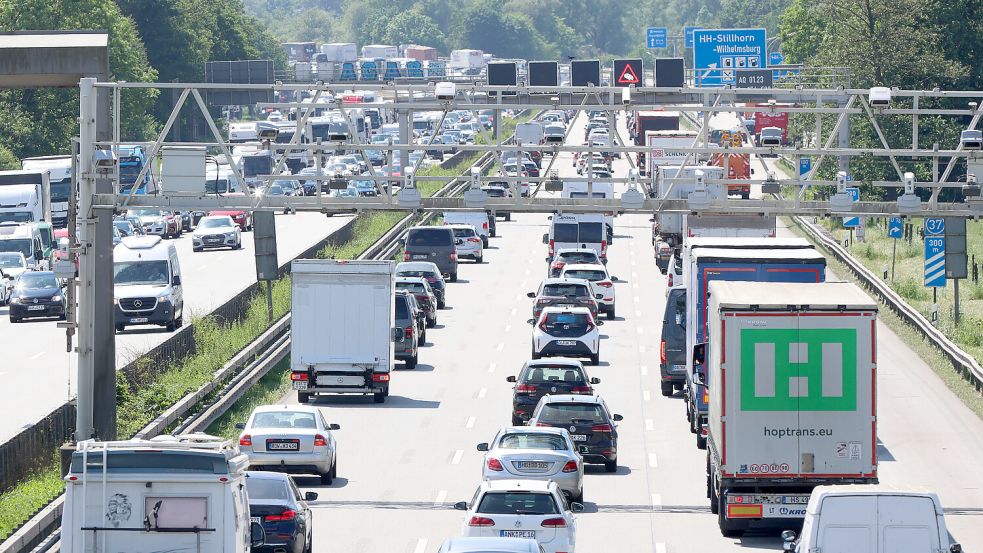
(817, 495, 877, 553)
(878, 495, 941, 553)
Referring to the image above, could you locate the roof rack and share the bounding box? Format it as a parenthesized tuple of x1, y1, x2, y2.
(76, 433, 232, 452)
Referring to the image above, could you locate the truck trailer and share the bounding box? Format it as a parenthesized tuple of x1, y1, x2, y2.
(703, 281, 878, 536)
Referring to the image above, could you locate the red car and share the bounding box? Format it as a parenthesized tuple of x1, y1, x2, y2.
(209, 193, 252, 231)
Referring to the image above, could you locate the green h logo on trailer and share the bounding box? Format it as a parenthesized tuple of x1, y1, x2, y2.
(741, 329, 857, 411)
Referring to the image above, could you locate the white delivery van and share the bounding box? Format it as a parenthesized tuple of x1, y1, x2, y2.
(561, 181, 616, 241)
(0, 223, 47, 270)
(544, 213, 608, 263)
(443, 211, 491, 247)
(61, 435, 264, 553)
(113, 235, 184, 332)
(783, 486, 961, 553)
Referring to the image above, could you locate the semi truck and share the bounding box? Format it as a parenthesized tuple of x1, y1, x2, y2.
(0, 170, 51, 225)
(685, 246, 827, 449)
(290, 259, 396, 404)
(631, 110, 680, 145)
(449, 49, 484, 72)
(651, 166, 725, 246)
(21, 156, 71, 228)
(641, 130, 698, 177)
(702, 281, 878, 536)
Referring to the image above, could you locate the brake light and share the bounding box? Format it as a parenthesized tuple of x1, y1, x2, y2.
(403, 252, 410, 261)
(516, 384, 537, 393)
(468, 516, 496, 527)
(561, 461, 578, 473)
(290, 372, 308, 381)
(449, 253, 457, 261)
(372, 373, 390, 382)
(596, 281, 613, 288)
(238, 434, 252, 447)
(549, 239, 554, 256)
(538, 321, 548, 333)
(405, 325, 413, 338)
(468, 237, 481, 243)
(486, 458, 504, 471)
(535, 423, 551, 427)
(668, 273, 674, 287)
(703, 385, 709, 404)
(541, 517, 567, 528)
(536, 298, 550, 305)
(591, 423, 612, 432)
(585, 322, 595, 334)
(313, 435, 328, 447)
(601, 240, 607, 254)
(570, 386, 591, 394)
(265, 509, 296, 522)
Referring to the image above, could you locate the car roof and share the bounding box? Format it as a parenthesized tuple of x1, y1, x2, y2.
(560, 263, 606, 272)
(541, 277, 590, 286)
(396, 261, 439, 272)
(445, 224, 477, 230)
(244, 470, 293, 482)
(497, 425, 568, 437)
(554, 248, 599, 255)
(396, 276, 428, 284)
(540, 393, 603, 404)
(523, 357, 584, 369)
(440, 537, 540, 553)
(481, 479, 555, 493)
(251, 404, 321, 415)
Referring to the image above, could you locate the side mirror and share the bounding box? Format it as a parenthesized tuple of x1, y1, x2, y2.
(506, 376, 517, 383)
(590, 377, 601, 384)
(526, 292, 536, 298)
(570, 502, 585, 513)
(781, 530, 797, 552)
(250, 521, 265, 547)
(526, 318, 535, 325)
(234, 422, 245, 430)
(305, 491, 319, 501)
(596, 320, 604, 326)
(950, 544, 962, 553)
(397, 238, 406, 248)
(542, 233, 549, 244)
(693, 343, 706, 366)
(694, 370, 707, 387)
(612, 414, 623, 422)
(648, 217, 655, 222)
(476, 443, 489, 452)
(172, 275, 182, 286)
(329, 423, 340, 430)
(610, 276, 618, 281)
(453, 501, 468, 511)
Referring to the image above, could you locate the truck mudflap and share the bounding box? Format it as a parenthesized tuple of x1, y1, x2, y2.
(291, 368, 389, 394)
(724, 493, 810, 519)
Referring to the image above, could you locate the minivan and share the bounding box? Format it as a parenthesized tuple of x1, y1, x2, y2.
(113, 235, 184, 332)
(403, 226, 458, 282)
(659, 286, 686, 397)
(543, 213, 607, 263)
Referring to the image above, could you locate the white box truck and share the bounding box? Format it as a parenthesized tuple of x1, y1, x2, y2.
(449, 49, 484, 70)
(643, 130, 698, 176)
(702, 281, 878, 537)
(0, 170, 51, 225)
(653, 165, 725, 246)
(361, 44, 398, 59)
(320, 42, 357, 62)
(290, 259, 396, 404)
(21, 156, 71, 228)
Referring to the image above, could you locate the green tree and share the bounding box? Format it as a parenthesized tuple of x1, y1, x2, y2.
(0, 144, 18, 170)
(453, 2, 546, 58)
(382, 10, 447, 51)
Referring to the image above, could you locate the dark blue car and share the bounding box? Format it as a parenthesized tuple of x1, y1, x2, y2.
(246, 471, 317, 553)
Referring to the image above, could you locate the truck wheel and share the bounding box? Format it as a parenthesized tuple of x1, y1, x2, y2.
(482, 237, 489, 248)
(718, 492, 745, 537)
(405, 356, 418, 370)
(504, 213, 511, 222)
(696, 430, 707, 450)
(687, 405, 696, 432)
(298, 392, 311, 404)
(373, 391, 386, 403)
(661, 381, 674, 397)
(606, 306, 616, 320)
(741, 192, 750, 200)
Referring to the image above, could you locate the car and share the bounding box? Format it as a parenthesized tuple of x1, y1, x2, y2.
(0, 252, 27, 305)
(403, 226, 458, 282)
(557, 264, 616, 319)
(236, 405, 340, 485)
(192, 215, 242, 252)
(655, 241, 672, 273)
(123, 215, 146, 235)
(530, 307, 601, 365)
(395, 276, 438, 328)
(455, 480, 580, 553)
(660, 286, 687, 396)
(481, 185, 512, 222)
(394, 291, 420, 369)
(506, 358, 599, 425)
(297, 167, 327, 196)
(395, 261, 446, 308)
(448, 224, 484, 263)
(403, 291, 428, 344)
(527, 278, 600, 321)
(112, 226, 123, 246)
(129, 208, 181, 238)
(444, 211, 491, 247)
(349, 178, 378, 197)
(8, 270, 66, 322)
(437, 537, 543, 553)
(210, 194, 253, 231)
(112, 219, 138, 238)
(527, 394, 622, 472)
(547, 249, 602, 278)
(476, 426, 584, 502)
(666, 251, 683, 293)
(245, 471, 316, 553)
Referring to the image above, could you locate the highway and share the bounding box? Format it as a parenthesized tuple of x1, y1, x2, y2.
(251, 115, 983, 553)
(0, 211, 355, 441)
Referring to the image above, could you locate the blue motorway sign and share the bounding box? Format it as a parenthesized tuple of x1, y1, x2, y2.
(924, 217, 946, 287)
(647, 27, 668, 49)
(684, 26, 703, 49)
(799, 157, 812, 177)
(406, 60, 423, 78)
(693, 28, 766, 87)
(768, 52, 784, 66)
(339, 62, 356, 81)
(842, 187, 861, 228)
(360, 61, 378, 81)
(888, 217, 904, 239)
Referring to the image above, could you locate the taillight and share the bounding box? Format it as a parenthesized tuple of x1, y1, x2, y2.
(561, 461, 578, 473)
(541, 517, 567, 528)
(372, 373, 390, 382)
(516, 384, 537, 393)
(536, 298, 550, 305)
(313, 435, 328, 447)
(403, 252, 410, 261)
(482, 222, 488, 229)
(585, 322, 595, 334)
(486, 458, 504, 471)
(290, 372, 308, 381)
(405, 325, 413, 337)
(703, 386, 709, 404)
(596, 281, 613, 288)
(538, 321, 548, 333)
(591, 423, 612, 432)
(238, 434, 252, 447)
(265, 509, 296, 522)
(601, 240, 607, 254)
(535, 423, 551, 427)
(570, 386, 591, 394)
(468, 516, 495, 527)
(449, 253, 457, 261)
(668, 273, 674, 287)
(468, 237, 481, 243)
(549, 239, 554, 256)
(660, 340, 667, 364)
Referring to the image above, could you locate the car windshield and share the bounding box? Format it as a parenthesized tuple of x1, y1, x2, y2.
(246, 477, 291, 501)
(563, 269, 606, 281)
(114, 260, 169, 286)
(0, 238, 32, 258)
(0, 212, 33, 224)
(130, 209, 161, 217)
(113, 222, 133, 236)
(395, 296, 410, 319)
(18, 272, 58, 290)
(351, 180, 374, 189)
(541, 312, 592, 336)
(252, 411, 318, 429)
(267, 185, 284, 195)
(396, 281, 426, 293)
(542, 284, 588, 298)
(198, 217, 233, 229)
(476, 492, 559, 515)
(558, 252, 599, 264)
(498, 433, 568, 451)
(407, 228, 451, 246)
(538, 403, 604, 424)
(552, 223, 578, 243)
(0, 253, 25, 268)
(522, 365, 586, 385)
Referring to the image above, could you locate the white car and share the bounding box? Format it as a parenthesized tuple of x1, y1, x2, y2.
(438, 537, 544, 553)
(236, 405, 340, 484)
(0, 251, 26, 305)
(448, 224, 484, 263)
(477, 426, 584, 502)
(531, 306, 601, 365)
(558, 263, 616, 319)
(192, 215, 242, 251)
(455, 480, 580, 553)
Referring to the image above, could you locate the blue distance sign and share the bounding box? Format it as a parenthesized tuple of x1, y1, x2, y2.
(647, 28, 668, 49)
(693, 28, 766, 87)
(769, 52, 784, 66)
(842, 187, 861, 228)
(924, 217, 946, 287)
(888, 217, 904, 239)
(684, 26, 703, 48)
(799, 157, 812, 177)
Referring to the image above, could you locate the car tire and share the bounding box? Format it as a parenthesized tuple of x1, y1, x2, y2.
(437, 299, 445, 310)
(573, 489, 584, 503)
(420, 329, 426, 344)
(697, 430, 707, 450)
(193, 247, 202, 252)
(481, 237, 489, 248)
(320, 469, 333, 485)
(426, 317, 435, 328)
(604, 459, 618, 473)
(661, 381, 674, 397)
(9, 316, 19, 323)
(115, 323, 125, 332)
(405, 356, 417, 370)
(606, 306, 616, 320)
(298, 392, 311, 404)
(373, 391, 386, 403)
(511, 414, 524, 426)
(165, 318, 177, 332)
(531, 348, 541, 360)
(450, 272, 458, 283)
(589, 353, 599, 366)
(504, 213, 511, 222)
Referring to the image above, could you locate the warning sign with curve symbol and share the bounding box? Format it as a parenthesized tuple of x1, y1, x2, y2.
(613, 58, 643, 87)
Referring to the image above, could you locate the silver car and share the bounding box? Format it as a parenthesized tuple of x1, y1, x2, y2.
(476, 426, 584, 502)
(447, 224, 484, 263)
(236, 405, 340, 484)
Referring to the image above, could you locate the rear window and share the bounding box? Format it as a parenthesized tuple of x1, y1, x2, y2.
(666, 289, 686, 329)
(451, 227, 475, 238)
(396, 282, 425, 293)
(395, 296, 410, 319)
(407, 228, 452, 247)
(563, 269, 605, 281)
(246, 478, 291, 501)
(558, 252, 599, 264)
(483, 188, 506, 197)
(521, 365, 586, 385)
(397, 270, 436, 279)
(498, 433, 568, 451)
(578, 222, 604, 243)
(252, 411, 318, 429)
(542, 312, 592, 333)
(538, 403, 604, 424)
(542, 284, 588, 297)
(476, 492, 559, 515)
(553, 223, 578, 243)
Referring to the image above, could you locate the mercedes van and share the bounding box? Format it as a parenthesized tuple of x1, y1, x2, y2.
(113, 235, 184, 332)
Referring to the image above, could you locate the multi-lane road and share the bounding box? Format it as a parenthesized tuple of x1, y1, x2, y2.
(249, 115, 982, 552)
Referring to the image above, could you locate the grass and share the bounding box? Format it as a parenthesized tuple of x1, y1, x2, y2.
(206, 358, 292, 441)
(0, 460, 62, 540)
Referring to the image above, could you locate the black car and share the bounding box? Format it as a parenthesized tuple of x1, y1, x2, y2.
(529, 395, 623, 472)
(394, 291, 420, 370)
(395, 264, 446, 309)
(8, 271, 66, 323)
(506, 359, 599, 425)
(245, 471, 316, 553)
(403, 291, 427, 345)
(660, 287, 688, 396)
(395, 278, 437, 328)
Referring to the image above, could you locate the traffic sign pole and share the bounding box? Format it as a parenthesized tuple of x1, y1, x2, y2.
(888, 216, 904, 281)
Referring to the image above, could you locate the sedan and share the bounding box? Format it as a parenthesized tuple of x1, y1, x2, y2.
(245, 471, 316, 553)
(192, 215, 242, 252)
(8, 271, 66, 322)
(528, 394, 623, 472)
(237, 405, 340, 484)
(558, 264, 616, 319)
(395, 261, 446, 308)
(477, 426, 584, 502)
(506, 358, 599, 425)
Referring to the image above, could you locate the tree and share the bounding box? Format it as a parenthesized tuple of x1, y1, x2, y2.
(452, 2, 546, 58)
(0, 144, 18, 170)
(382, 10, 447, 51)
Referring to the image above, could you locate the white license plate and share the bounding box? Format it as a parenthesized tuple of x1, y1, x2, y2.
(267, 441, 299, 451)
(517, 461, 550, 469)
(412, 254, 429, 259)
(672, 364, 686, 372)
(571, 434, 588, 441)
(250, 517, 261, 525)
(27, 305, 45, 311)
(500, 530, 536, 539)
(291, 381, 308, 390)
(129, 317, 148, 323)
(316, 375, 365, 386)
(556, 340, 577, 346)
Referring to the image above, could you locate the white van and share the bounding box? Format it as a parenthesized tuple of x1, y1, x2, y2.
(113, 235, 184, 332)
(443, 211, 490, 247)
(61, 435, 265, 553)
(561, 181, 615, 241)
(0, 223, 47, 269)
(544, 213, 607, 263)
(783, 486, 962, 553)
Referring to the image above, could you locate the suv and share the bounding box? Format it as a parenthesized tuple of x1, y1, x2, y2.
(660, 287, 687, 396)
(395, 261, 446, 309)
(396, 277, 437, 328)
(527, 278, 600, 321)
(558, 263, 616, 319)
(447, 224, 484, 263)
(394, 291, 419, 369)
(506, 358, 599, 425)
(527, 394, 623, 472)
(548, 248, 602, 278)
(403, 226, 458, 282)
(530, 307, 602, 365)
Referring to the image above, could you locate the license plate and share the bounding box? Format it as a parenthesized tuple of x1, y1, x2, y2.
(250, 517, 261, 525)
(571, 434, 588, 441)
(556, 340, 577, 346)
(27, 305, 45, 311)
(316, 375, 366, 386)
(412, 254, 429, 259)
(672, 364, 686, 372)
(266, 440, 299, 451)
(500, 530, 536, 539)
(129, 317, 148, 323)
(517, 461, 550, 469)
(291, 381, 308, 390)
(206, 238, 221, 243)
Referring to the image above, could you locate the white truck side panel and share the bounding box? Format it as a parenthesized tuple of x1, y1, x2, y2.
(655, 166, 725, 238)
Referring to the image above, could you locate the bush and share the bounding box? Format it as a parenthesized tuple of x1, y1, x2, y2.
(894, 278, 930, 301)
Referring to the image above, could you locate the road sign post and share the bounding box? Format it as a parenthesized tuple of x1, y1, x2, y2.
(944, 217, 967, 325)
(646, 28, 668, 49)
(888, 217, 903, 281)
(693, 28, 766, 87)
(924, 217, 946, 288)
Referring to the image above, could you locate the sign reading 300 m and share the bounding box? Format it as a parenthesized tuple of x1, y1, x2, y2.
(740, 329, 857, 411)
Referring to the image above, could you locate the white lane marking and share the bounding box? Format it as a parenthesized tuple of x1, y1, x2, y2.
(640, 365, 648, 376)
(642, 390, 651, 401)
(651, 494, 662, 508)
(632, 282, 639, 290)
(504, 324, 512, 332)
(413, 538, 429, 553)
(631, 259, 636, 266)
(477, 387, 487, 399)
(638, 345, 646, 353)
(525, 267, 531, 275)
(496, 343, 504, 351)
(656, 542, 667, 553)
(649, 453, 659, 468)
(466, 416, 476, 429)
(645, 419, 654, 431)
(631, 271, 638, 279)
(637, 327, 644, 335)
(488, 362, 496, 373)
(434, 490, 447, 506)
(510, 307, 517, 316)
(29, 352, 45, 360)
(635, 310, 642, 318)
(451, 450, 464, 465)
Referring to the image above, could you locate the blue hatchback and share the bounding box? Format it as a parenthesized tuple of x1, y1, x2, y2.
(246, 471, 317, 553)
